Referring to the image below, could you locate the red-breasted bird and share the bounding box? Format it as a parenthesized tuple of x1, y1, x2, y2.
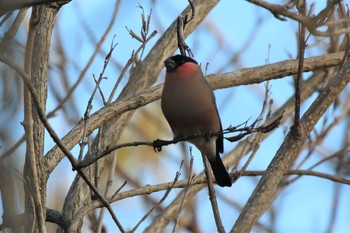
(161, 54, 232, 187)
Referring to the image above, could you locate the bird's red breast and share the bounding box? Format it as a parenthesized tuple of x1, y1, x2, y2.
(166, 62, 198, 80)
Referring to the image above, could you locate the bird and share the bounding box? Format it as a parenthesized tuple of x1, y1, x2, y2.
(161, 54, 232, 187)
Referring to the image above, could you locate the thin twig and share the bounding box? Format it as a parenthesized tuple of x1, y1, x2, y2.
(96, 150, 118, 233)
(202, 156, 225, 233)
(74, 168, 350, 220)
(78, 39, 117, 161)
(111, 181, 127, 200)
(247, 0, 350, 37)
(0, 9, 27, 54)
(0, 55, 126, 232)
(185, 0, 195, 24)
(173, 156, 195, 233)
(326, 182, 341, 233)
(75, 115, 282, 169)
(43, 51, 345, 174)
(234, 81, 271, 182)
(0, 135, 25, 162)
(175, 0, 195, 56)
(231, 36, 350, 232)
(286, 146, 350, 186)
(107, 30, 157, 104)
(129, 162, 182, 233)
(177, 14, 193, 57)
(46, 0, 121, 118)
(292, 0, 307, 137)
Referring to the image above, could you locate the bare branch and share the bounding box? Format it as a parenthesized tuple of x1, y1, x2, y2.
(247, 0, 350, 37)
(231, 42, 350, 233)
(172, 157, 194, 233)
(43, 51, 344, 174)
(129, 162, 182, 233)
(202, 156, 225, 233)
(46, 0, 121, 118)
(0, 54, 125, 232)
(74, 114, 282, 170)
(0, 0, 69, 16)
(65, 168, 350, 229)
(292, 0, 307, 137)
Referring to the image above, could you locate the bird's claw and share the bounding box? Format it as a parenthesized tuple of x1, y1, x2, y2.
(153, 139, 164, 152)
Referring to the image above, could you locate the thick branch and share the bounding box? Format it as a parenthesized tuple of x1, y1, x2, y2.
(0, 0, 69, 16)
(59, 0, 220, 230)
(0, 52, 125, 233)
(44, 0, 221, 173)
(65, 168, 350, 232)
(231, 51, 350, 233)
(22, 4, 60, 232)
(144, 66, 335, 233)
(44, 51, 344, 172)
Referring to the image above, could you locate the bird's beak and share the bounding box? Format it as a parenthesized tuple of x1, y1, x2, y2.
(164, 58, 176, 72)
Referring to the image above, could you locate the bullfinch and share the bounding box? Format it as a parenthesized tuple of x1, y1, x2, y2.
(161, 55, 232, 187)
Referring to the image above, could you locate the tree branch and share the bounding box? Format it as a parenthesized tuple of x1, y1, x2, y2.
(0, 0, 69, 16)
(247, 0, 349, 37)
(43, 51, 344, 173)
(59, 0, 221, 230)
(231, 47, 350, 233)
(0, 53, 125, 232)
(63, 168, 350, 232)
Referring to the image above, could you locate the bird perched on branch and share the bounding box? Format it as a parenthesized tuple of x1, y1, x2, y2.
(161, 54, 232, 187)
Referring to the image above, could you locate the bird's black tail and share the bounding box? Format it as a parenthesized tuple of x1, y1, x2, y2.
(209, 156, 232, 187)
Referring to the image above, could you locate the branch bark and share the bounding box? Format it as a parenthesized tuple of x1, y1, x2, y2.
(231, 51, 350, 233)
(20, 3, 61, 232)
(0, 0, 69, 16)
(59, 0, 220, 231)
(142, 68, 332, 233)
(44, 51, 343, 172)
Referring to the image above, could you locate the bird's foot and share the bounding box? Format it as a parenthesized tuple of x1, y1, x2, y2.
(153, 139, 167, 152)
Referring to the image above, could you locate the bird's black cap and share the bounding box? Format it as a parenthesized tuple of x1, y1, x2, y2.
(164, 55, 197, 72)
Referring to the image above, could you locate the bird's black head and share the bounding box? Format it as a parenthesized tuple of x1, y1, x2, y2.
(164, 55, 198, 72)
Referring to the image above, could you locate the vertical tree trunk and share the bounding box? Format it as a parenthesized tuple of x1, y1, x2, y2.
(22, 4, 60, 232)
